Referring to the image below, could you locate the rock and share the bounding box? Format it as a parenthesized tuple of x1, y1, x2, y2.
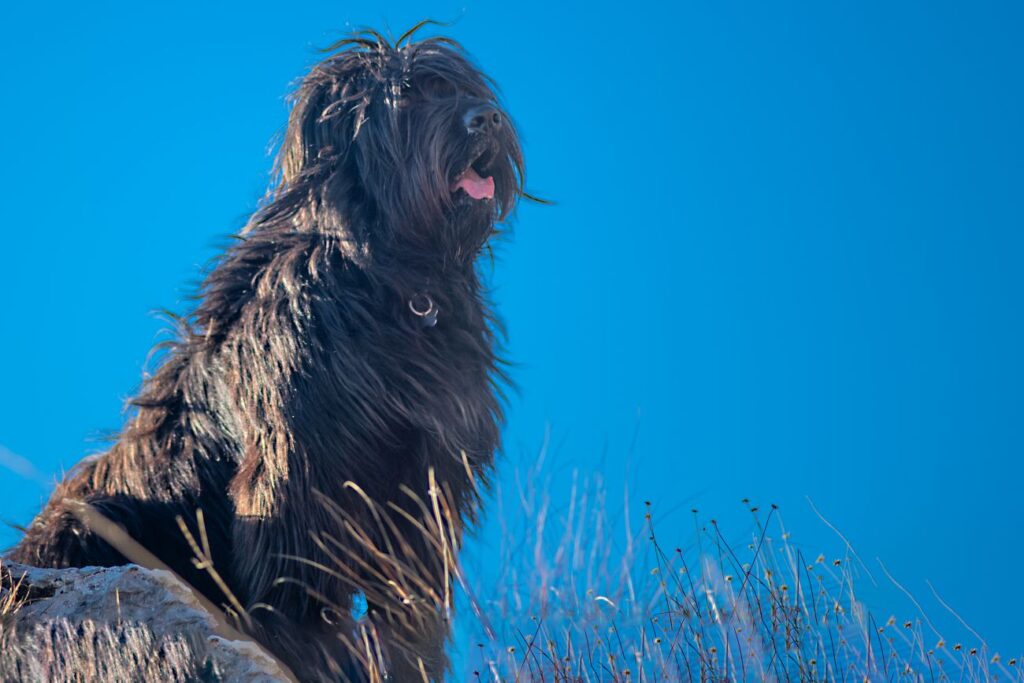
(0, 562, 290, 682)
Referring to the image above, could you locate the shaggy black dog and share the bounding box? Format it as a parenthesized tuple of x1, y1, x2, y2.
(9, 25, 527, 681)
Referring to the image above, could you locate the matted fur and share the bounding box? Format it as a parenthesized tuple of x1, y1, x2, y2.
(9, 25, 528, 681)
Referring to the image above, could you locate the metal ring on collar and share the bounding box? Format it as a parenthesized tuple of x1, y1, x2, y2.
(409, 294, 436, 318)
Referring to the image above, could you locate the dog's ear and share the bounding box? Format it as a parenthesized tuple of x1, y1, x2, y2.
(277, 66, 369, 190)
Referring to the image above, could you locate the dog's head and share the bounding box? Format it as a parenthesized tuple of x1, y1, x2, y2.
(273, 26, 525, 261)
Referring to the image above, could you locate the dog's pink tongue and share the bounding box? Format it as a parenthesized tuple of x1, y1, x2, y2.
(453, 168, 495, 200)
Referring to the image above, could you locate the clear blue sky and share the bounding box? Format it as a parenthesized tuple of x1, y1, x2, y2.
(2, 0, 1022, 660)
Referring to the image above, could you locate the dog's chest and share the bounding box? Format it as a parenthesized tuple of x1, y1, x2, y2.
(278, 259, 502, 475)
(392, 281, 494, 399)
(406, 286, 497, 432)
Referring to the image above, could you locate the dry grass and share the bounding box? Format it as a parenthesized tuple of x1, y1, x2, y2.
(450, 455, 1023, 682)
(0, 561, 30, 619)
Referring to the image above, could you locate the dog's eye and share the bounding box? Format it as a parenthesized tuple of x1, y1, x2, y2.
(419, 77, 457, 100)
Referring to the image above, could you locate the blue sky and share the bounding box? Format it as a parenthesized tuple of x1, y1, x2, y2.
(2, 0, 1022, 661)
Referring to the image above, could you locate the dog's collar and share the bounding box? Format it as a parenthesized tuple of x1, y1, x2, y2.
(409, 291, 439, 328)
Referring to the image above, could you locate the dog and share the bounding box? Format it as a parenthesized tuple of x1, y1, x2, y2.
(8, 24, 528, 681)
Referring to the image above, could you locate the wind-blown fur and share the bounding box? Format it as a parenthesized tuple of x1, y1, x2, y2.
(9, 26, 527, 681)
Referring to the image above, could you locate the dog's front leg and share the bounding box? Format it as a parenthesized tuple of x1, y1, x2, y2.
(230, 510, 364, 682)
(358, 500, 457, 682)
(368, 597, 450, 682)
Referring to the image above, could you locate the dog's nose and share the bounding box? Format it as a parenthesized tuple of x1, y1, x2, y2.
(463, 104, 502, 134)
